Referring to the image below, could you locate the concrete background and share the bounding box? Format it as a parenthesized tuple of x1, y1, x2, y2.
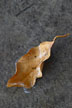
(0, 0, 72, 108)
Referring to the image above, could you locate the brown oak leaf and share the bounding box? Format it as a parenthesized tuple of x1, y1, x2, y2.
(7, 33, 70, 88)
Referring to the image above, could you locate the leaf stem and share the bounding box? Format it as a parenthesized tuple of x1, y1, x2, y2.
(53, 33, 70, 41)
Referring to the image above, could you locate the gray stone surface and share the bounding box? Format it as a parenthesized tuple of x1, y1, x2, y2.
(0, 0, 72, 108)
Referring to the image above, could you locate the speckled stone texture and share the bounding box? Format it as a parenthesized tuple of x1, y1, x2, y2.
(0, 0, 72, 108)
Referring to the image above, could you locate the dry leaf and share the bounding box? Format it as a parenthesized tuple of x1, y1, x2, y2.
(7, 33, 70, 88)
